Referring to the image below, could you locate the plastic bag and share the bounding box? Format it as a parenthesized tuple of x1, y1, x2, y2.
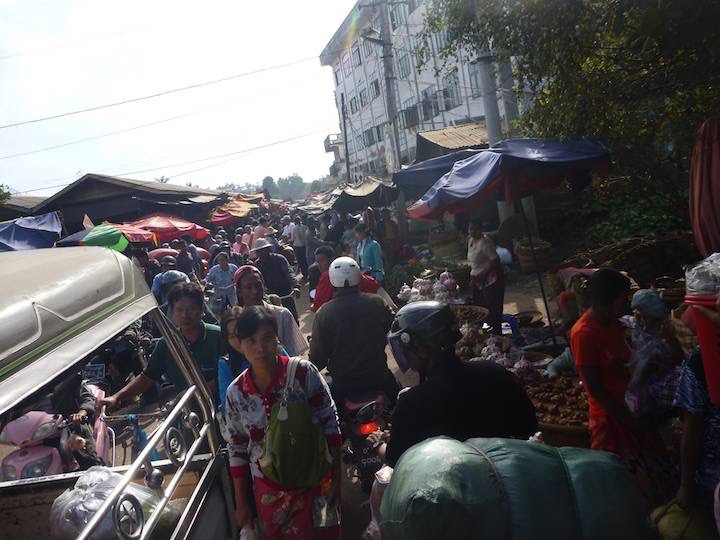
(50, 466, 183, 540)
(651, 501, 718, 539)
(686, 253, 720, 296)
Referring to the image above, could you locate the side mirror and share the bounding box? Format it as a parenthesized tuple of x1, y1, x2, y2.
(309, 289, 316, 301)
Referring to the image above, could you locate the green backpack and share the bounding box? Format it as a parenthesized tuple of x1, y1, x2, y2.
(259, 358, 332, 487)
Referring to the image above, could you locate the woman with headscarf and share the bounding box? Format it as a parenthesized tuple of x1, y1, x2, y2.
(233, 265, 308, 357)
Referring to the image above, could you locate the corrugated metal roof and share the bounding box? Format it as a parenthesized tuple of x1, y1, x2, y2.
(417, 122, 489, 150)
(34, 173, 220, 212)
(4, 195, 46, 210)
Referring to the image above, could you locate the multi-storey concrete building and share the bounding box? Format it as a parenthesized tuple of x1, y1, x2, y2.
(320, 0, 511, 184)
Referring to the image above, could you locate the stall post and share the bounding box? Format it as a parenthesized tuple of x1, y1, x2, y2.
(517, 201, 558, 347)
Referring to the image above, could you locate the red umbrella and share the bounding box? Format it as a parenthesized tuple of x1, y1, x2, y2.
(690, 116, 720, 257)
(126, 214, 209, 244)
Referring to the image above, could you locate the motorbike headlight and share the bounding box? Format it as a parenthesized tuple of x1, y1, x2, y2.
(21, 454, 52, 479)
(2, 465, 17, 481)
(32, 421, 56, 441)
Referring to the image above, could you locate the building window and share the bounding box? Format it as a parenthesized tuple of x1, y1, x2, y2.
(370, 79, 381, 100)
(364, 128, 376, 147)
(359, 88, 369, 108)
(364, 39, 374, 58)
(352, 46, 362, 68)
(408, 0, 418, 13)
(375, 125, 383, 142)
(342, 54, 352, 76)
(356, 135, 364, 151)
(402, 102, 420, 129)
(334, 66, 342, 86)
(349, 95, 359, 114)
(468, 60, 482, 98)
(397, 54, 412, 79)
(442, 68, 461, 110)
(435, 29, 448, 52)
(390, 4, 405, 31)
(421, 86, 440, 120)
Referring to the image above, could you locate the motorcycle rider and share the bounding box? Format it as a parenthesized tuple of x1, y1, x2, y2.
(372, 301, 538, 467)
(309, 257, 399, 412)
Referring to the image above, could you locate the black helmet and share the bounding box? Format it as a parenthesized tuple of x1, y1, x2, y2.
(387, 301, 460, 372)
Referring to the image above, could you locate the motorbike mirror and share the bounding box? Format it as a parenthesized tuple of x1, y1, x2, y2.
(309, 289, 316, 300)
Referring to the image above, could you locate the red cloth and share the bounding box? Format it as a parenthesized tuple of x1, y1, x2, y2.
(312, 272, 380, 312)
(571, 311, 631, 419)
(690, 115, 720, 257)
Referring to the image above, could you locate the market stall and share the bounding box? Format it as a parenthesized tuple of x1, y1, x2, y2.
(404, 138, 610, 341)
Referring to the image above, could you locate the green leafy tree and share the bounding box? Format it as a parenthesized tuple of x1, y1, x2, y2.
(276, 174, 305, 201)
(216, 182, 261, 194)
(422, 0, 720, 179)
(0, 184, 11, 204)
(261, 176, 277, 197)
(155, 176, 170, 183)
(309, 180, 324, 193)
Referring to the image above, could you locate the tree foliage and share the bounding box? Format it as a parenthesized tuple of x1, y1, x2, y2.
(261, 176, 277, 197)
(277, 174, 306, 201)
(216, 181, 261, 194)
(0, 184, 11, 204)
(423, 0, 720, 180)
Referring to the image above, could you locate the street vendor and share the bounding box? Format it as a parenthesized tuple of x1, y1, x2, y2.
(355, 222, 384, 283)
(571, 269, 673, 505)
(467, 218, 504, 333)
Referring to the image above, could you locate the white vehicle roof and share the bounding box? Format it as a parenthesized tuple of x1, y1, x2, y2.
(0, 247, 156, 415)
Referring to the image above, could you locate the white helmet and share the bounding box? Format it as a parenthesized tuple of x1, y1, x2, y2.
(329, 257, 362, 288)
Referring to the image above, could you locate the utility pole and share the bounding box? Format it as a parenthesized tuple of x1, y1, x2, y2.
(378, 0, 408, 238)
(340, 93, 353, 185)
(379, 0, 402, 173)
(476, 52, 502, 145)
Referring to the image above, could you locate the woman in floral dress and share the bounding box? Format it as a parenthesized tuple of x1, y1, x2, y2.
(223, 306, 342, 539)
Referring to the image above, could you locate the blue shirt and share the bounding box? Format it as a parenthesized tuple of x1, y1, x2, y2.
(357, 238, 384, 281)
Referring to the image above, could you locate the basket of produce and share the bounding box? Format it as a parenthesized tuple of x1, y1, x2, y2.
(525, 376, 590, 448)
(515, 239, 552, 274)
(450, 305, 489, 325)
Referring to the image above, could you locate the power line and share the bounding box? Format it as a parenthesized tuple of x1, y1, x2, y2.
(0, 29, 136, 60)
(0, 56, 317, 130)
(0, 99, 242, 160)
(13, 128, 331, 194)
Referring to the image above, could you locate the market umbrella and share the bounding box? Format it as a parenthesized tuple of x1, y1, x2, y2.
(57, 223, 156, 251)
(689, 115, 720, 257)
(126, 214, 209, 243)
(0, 211, 62, 252)
(405, 138, 611, 342)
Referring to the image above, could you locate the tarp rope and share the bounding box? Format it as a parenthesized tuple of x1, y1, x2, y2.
(465, 442, 513, 540)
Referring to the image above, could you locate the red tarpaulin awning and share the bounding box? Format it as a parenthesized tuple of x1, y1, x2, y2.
(126, 214, 209, 243)
(690, 116, 720, 257)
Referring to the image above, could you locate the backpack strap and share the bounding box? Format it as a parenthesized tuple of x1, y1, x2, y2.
(277, 357, 299, 421)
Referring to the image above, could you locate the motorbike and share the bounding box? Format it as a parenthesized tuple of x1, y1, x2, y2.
(0, 385, 115, 481)
(82, 331, 150, 395)
(341, 393, 388, 493)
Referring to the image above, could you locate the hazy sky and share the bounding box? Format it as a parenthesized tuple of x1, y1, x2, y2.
(0, 0, 357, 196)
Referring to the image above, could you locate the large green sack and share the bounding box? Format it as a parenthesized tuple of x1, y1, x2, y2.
(380, 437, 658, 540)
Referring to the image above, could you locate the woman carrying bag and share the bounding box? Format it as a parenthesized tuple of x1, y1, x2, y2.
(223, 306, 342, 539)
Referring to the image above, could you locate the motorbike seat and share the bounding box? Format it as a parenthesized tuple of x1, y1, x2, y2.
(344, 394, 386, 412)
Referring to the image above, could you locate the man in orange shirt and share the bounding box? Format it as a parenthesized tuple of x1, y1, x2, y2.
(311, 247, 379, 312)
(571, 268, 672, 504)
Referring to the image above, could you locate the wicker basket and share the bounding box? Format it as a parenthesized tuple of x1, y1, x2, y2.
(538, 422, 590, 448)
(450, 304, 489, 325)
(515, 239, 552, 274)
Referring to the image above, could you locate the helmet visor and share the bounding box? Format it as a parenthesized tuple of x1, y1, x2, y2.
(387, 333, 411, 373)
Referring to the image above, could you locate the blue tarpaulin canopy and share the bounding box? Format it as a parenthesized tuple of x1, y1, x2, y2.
(405, 139, 610, 221)
(0, 211, 63, 251)
(393, 149, 483, 196)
